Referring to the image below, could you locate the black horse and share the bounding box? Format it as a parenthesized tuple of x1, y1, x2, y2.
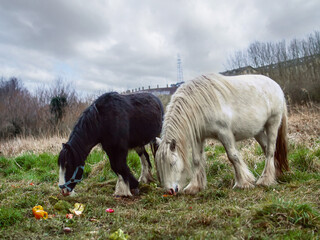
(58, 92, 163, 197)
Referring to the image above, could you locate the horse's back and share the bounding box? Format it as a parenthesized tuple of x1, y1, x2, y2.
(126, 93, 163, 147)
(94, 92, 163, 148)
(226, 74, 283, 99)
(225, 74, 285, 114)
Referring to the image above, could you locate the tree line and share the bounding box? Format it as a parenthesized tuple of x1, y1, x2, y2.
(226, 31, 320, 103)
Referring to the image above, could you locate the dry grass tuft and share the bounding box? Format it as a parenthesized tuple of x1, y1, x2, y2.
(288, 104, 320, 146)
(89, 160, 107, 178)
(0, 135, 67, 157)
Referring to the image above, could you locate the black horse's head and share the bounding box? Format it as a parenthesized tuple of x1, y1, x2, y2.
(58, 143, 84, 196)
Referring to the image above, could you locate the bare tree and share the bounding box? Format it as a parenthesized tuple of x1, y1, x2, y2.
(0, 77, 89, 139)
(225, 30, 320, 103)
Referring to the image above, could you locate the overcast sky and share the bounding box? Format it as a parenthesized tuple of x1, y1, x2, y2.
(0, 0, 319, 95)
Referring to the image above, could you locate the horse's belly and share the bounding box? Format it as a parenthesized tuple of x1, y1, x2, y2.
(205, 106, 267, 140)
(232, 116, 267, 141)
(205, 115, 267, 142)
(233, 128, 261, 141)
(128, 119, 162, 148)
(205, 124, 262, 142)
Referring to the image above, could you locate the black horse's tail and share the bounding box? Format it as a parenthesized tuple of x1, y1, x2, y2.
(150, 138, 160, 163)
(144, 148, 152, 169)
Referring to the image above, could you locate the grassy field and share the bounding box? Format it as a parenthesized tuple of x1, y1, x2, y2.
(0, 106, 320, 239)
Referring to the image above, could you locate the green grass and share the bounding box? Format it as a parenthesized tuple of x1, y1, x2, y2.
(0, 207, 24, 228)
(0, 141, 320, 239)
(0, 153, 57, 182)
(251, 198, 320, 239)
(290, 145, 320, 172)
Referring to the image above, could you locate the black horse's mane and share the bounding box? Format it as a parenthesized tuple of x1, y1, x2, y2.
(62, 101, 101, 167)
(70, 102, 100, 142)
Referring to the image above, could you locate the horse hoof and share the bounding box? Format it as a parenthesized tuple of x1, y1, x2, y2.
(256, 176, 277, 186)
(233, 182, 255, 189)
(183, 187, 200, 195)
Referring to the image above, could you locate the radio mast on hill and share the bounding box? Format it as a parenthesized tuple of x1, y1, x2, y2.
(177, 54, 184, 83)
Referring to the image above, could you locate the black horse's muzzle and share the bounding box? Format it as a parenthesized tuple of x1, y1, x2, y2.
(59, 165, 84, 196)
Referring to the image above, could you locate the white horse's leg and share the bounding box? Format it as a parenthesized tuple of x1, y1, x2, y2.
(256, 115, 281, 186)
(114, 175, 132, 197)
(220, 132, 255, 189)
(254, 131, 267, 155)
(184, 141, 207, 194)
(136, 147, 154, 184)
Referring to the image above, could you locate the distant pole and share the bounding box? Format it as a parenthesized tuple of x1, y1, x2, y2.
(177, 54, 184, 83)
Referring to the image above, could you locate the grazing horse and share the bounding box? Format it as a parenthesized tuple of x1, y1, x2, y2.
(58, 92, 163, 197)
(155, 73, 288, 195)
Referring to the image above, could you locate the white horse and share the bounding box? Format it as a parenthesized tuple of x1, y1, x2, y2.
(155, 73, 288, 195)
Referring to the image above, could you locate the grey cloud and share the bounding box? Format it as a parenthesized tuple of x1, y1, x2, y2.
(0, 0, 110, 58)
(0, 0, 319, 94)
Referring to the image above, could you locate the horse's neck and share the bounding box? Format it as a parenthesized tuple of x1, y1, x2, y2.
(69, 133, 98, 162)
(167, 108, 197, 141)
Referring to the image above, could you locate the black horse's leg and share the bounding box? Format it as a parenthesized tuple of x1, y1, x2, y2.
(105, 147, 139, 196)
(135, 146, 154, 183)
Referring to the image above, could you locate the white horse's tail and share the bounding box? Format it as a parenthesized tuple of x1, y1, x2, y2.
(275, 103, 289, 177)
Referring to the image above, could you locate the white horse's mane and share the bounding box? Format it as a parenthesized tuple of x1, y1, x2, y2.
(161, 73, 236, 170)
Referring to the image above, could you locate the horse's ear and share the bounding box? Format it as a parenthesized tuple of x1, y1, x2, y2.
(170, 139, 176, 152)
(156, 137, 162, 146)
(62, 143, 71, 150)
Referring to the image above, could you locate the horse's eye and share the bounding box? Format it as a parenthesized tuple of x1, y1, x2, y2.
(170, 160, 176, 167)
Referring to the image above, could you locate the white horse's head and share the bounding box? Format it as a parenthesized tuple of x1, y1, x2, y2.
(155, 137, 188, 195)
